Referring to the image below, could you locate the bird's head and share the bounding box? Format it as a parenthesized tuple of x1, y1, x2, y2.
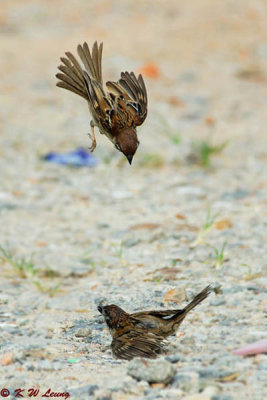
(98, 304, 127, 330)
(114, 128, 139, 165)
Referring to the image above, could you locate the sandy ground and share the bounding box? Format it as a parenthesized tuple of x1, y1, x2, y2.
(0, 1, 266, 399)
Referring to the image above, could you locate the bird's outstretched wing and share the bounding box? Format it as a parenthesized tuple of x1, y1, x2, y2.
(112, 331, 164, 361)
(106, 71, 148, 126)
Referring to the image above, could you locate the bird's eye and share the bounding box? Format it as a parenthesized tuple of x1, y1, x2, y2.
(115, 143, 122, 152)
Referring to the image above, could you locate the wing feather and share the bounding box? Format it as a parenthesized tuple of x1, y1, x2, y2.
(112, 331, 164, 361)
(118, 71, 147, 125)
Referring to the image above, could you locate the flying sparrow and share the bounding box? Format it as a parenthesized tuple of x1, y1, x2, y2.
(56, 41, 148, 164)
(98, 285, 212, 360)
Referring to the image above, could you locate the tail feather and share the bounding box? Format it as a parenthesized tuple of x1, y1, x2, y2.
(183, 285, 212, 314)
(77, 41, 103, 84)
(56, 80, 86, 99)
(166, 285, 212, 334)
(56, 72, 81, 91)
(65, 51, 84, 81)
(56, 41, 103, 100)
(57, 65, 84, 89)
(94, 42, 103, 84)
(77, 44, 95, 80)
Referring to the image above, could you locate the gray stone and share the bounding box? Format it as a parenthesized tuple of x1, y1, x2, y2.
(127, 358, 176, 384)
(94, 389, 112, 400)
(222, 286, 246, 294)
(198, 367, 236, 379)
(24, 362, 35, 371)
(258, 361, 267, 370)
(124, 238, 141, 247)
(75, 327, 92, 338)
(210, 296, 226, 306)
(68, 384, 98, 397)
(36, 360, 54, 371)
(221, 189, 249, 200)
(172, 371, 200, 392)
(214, 354, 242, 367)
(165, 354, 186, 363)
(0, 202, 17, 210)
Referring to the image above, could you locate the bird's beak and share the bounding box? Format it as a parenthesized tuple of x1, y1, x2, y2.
(98, 306, 103, 314)
(126, 155, 133, 165)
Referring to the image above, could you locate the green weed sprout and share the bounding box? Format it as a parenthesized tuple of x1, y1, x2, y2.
(0, 245, 38, 278)
(191, 208, 220, 247)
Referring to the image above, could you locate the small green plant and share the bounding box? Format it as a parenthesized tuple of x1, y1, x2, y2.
(152, 275, 164, 283)
(40, 263, 61, 278)
(0, 245, 38, 278)
(110, 241, 124, 260)
(240, 264, 262, 281)
(191, 208, 220, 247)
(33, 281, 62, 297)
(80, 250, 96, 268)
(171, 258, 182, 266)
(110, 241, 128, 266)
(207, 241, 227, 269)
(193, 139, 228, 167)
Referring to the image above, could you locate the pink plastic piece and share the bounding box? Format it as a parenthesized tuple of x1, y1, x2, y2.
(233, 339, 267, 356)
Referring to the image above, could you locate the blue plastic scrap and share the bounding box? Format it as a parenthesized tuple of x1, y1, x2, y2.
(43, 148, 97, 167)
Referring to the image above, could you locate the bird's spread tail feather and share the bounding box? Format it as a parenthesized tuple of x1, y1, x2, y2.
(56, 41, 103, 100)
(183, 285, 212, 314)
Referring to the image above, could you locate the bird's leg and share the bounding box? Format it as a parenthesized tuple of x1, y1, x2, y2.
(88, 120, 97, 152)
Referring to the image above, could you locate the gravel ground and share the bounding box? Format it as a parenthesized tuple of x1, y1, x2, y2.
(0, 1, 266, 399)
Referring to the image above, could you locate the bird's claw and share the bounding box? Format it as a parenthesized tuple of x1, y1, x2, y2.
(87, 133, 96, 152)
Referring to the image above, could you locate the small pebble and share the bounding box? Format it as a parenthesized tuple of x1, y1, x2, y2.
(68, 384, 99, 397)
(172, 372, 199, 392)
(94, 389, 112, 400)
(127, 358, 176, 384)
(210, 297, 226, 306)
(74, 328, 92, 338)
(165, 354, 186, 363)
(211, 396, 233, 400)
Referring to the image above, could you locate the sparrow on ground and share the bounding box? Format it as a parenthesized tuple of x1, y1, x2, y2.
(98, 285, 212, 360)
(56, 41, 148, 164)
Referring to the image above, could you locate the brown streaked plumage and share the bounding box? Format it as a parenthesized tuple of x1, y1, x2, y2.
(98, 285, 212, 360)
(56, 41, 148, 164)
